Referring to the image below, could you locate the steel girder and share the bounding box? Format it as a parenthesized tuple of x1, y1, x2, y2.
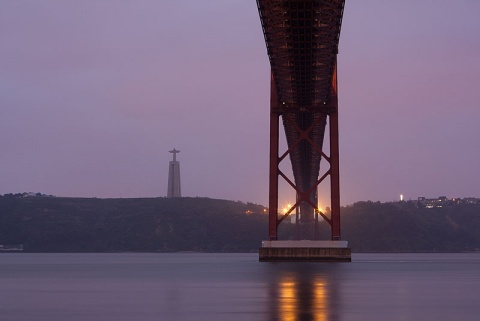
(257, 0, 345, 112)
(257, 0, 345, 240)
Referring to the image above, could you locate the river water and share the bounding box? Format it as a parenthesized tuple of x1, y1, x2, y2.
(1, 253, 479, 321)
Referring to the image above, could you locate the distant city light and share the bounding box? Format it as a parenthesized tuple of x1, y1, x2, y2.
(400, 194, 404, 201)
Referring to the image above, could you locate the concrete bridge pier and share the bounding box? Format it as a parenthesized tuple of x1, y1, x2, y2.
(259, 240, 351, 262)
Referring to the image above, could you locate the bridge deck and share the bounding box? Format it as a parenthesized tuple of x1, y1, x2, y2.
(257, 0, 345, 204)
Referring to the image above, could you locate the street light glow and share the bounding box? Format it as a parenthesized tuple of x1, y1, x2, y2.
(283, 203, 293, 215)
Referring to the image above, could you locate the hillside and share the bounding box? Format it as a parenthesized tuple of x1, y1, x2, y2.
(1, 195, 479, 252)
(341, 201, 480, 252)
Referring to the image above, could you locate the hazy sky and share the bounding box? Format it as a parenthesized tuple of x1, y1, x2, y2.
(1, 1, 479, 206)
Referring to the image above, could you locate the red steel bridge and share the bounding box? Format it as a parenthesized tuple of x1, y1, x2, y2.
(256, 0, 345, 241)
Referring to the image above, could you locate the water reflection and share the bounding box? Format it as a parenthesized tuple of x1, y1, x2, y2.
(266, 263, 341, 321)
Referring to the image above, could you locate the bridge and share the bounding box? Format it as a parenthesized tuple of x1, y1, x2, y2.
(256, 0, 350, 261)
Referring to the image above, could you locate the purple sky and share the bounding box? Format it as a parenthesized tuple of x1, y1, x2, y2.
(1, 1, 479, 206)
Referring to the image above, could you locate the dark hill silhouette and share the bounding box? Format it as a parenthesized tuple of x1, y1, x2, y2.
(1, 195, 479, 252)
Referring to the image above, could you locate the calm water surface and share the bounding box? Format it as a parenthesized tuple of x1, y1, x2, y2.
(0, 253, 479, 321)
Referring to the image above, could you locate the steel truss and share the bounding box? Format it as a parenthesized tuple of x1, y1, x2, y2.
(257, 0, 345, 240)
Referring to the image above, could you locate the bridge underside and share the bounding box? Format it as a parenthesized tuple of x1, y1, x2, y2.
(257, 0, 345, 241)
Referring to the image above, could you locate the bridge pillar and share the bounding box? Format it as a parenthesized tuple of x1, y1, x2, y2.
(329, 111, 341, 240)
(257, 0, 349, 261)
(268, 72, 279, 240)
(329, 65, 341, 240)
(267, 67, 343, 242)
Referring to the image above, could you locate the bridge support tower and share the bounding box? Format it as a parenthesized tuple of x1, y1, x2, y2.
(256, 0, 350, 261)
(260, 68, 350, 262)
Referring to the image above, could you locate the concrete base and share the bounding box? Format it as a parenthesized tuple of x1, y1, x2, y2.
(259, 240, 351, 262)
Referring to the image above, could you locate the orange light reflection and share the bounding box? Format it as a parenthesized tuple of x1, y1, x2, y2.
(278, 274, 328, 321)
